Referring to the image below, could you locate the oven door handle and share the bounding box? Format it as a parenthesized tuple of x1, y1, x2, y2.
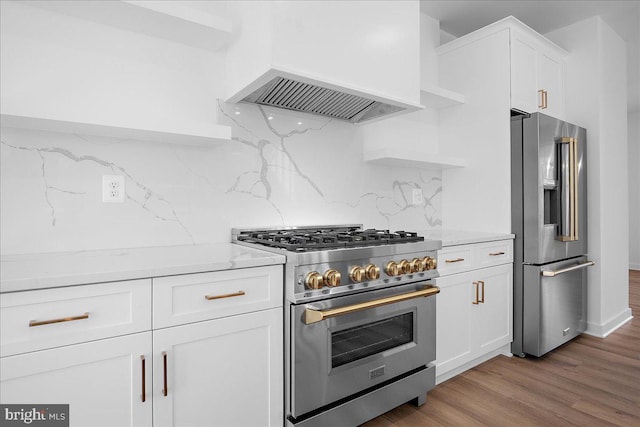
(304, 286, 440, 325)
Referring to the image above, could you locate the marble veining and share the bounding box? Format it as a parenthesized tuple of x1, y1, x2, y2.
(219, 100, 332, 223)
(1, 101, 442, 254)
(1, 137, 195, 245)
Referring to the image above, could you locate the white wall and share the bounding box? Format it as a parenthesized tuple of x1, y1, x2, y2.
(0, 2, 443, 255)
(630, 111, 640, 270)
(547, 17, 632, 337)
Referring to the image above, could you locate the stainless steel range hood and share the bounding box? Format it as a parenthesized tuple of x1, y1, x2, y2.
(240, 76, 406, 123)
(225, 1, 422, 124)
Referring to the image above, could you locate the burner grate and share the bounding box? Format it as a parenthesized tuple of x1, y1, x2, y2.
(236, 227, 424, 251)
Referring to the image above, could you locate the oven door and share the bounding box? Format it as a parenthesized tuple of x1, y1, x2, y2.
(290, 282, 438, 418)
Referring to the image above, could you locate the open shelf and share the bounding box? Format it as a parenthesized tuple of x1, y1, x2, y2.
(364, 148, 466, 170)
(26, 0, 232, 51)
(420, 86, 465, 109)
(0, 114, 232, 146)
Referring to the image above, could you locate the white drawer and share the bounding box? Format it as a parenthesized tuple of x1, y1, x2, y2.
(437, 245, 474, 276)
(0, 279, 151, 357)
(437, 239, 513, 276)
(475, 240, 513, 269)
(153, 265, 283, 328)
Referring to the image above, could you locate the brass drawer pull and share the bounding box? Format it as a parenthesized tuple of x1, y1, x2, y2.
(479, 280, 485, 303)
(205, 291, 246, 301)
(29, 312, 89, 327)
(489, 252, 505, 256)
(472, 282, 479, 305)
(140, 355, 146, 403)
(162, 351, 168, 397)
(445, 258, 465, 263)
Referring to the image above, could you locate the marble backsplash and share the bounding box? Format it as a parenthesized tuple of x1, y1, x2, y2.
(0, 102, 442, 254)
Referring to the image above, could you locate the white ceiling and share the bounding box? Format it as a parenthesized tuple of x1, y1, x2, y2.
(420, 0, 640, 112)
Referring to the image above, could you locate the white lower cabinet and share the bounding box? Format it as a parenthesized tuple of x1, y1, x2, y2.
(0, 265, 284, 427)
(152, 308, 283, 427)
(435, 241, 513, 384)
(475, 265, 512, 354)
(0, 332, 153, 427)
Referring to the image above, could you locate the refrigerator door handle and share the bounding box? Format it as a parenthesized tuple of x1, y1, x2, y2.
(541, 260, 594, 277)
(556, 137, 579, 242)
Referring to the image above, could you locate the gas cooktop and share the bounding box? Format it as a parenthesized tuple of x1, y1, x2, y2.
(233, 225, 423, 252)
(232, 224, 441, 303)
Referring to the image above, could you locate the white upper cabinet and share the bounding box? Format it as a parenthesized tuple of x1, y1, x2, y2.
(225, 0, 423, 123)
(510, 26, 567, 119)
(438, 17, 568, 121)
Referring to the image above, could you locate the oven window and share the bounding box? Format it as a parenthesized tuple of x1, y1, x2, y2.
(331, 313, 414, 368)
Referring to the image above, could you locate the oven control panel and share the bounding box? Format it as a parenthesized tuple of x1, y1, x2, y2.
(293, 252, 439, 302)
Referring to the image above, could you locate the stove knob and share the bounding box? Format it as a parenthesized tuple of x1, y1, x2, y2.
(305, 271, 324, 289)
(410, 258, 424, 273)
(365, 264, 381, 280)
(423, 256, 437, 270)
(385, 261, 399, 277)
(324, 269, 342, 287)
(348, 266, 365, 283)
(398, 260, 411, 275)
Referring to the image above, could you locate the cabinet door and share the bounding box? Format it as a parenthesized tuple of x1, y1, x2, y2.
(435, 270, 475, 376)
(0, 332, 152, 427)
(153, 308, 283, 427)
(474, 264, 513, 353)
(538, 50, 564, 119)
(510, 32, 538, 113)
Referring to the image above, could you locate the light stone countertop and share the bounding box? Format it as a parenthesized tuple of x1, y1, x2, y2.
(421, 229, 515, 247)
(0, 244, 285, 293)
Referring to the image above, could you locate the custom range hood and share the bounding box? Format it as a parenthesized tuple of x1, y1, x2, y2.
(225, 1, 423, 124)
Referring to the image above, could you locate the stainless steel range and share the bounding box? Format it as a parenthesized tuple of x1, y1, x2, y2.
(232, 225, 441, 427)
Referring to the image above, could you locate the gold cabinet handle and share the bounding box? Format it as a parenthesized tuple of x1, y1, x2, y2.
(539, 89, 548, 109)
(472, 282, 479, 305)
(538, 89, 545, 108)
(479, 280, 485, 303)
(29, 312, 89, 327)
(162, 351, 168, 397)
(489, 252, 505, 256)
(140, 355, 146, 403)
(304, 286, 439, 325)
(542, 260, 594, 277)
(445, 258, 464, 263)
(205, 290, 245, 300)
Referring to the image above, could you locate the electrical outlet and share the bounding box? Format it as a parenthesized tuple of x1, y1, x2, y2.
(411, 189, 423, 206)
(102, 175, 125, 203)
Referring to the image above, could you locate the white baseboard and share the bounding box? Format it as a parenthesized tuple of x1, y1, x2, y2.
(630, 263, 640, 271)
(584, 308, 633, 338)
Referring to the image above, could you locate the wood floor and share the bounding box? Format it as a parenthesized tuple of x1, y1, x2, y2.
(362, 270, 640, 427)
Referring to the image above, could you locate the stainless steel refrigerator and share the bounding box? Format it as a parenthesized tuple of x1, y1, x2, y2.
(511, 112, 594, 357)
